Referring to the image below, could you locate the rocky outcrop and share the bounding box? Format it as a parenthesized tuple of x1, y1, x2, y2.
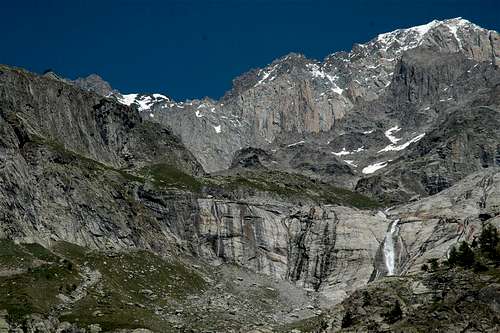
(326, 268, 500, 332)
(388, 169, 500, 273)
(73, 74, 117, 97)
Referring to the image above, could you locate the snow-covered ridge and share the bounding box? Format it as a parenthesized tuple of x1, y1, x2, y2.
(372, 17, 481, 54)
(117, 93, 170, 111)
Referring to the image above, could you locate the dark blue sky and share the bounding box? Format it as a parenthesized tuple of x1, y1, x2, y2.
(1, 0, 499, 100)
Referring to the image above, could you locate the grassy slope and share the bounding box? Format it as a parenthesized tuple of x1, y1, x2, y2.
(0, 241, 80, 322)
(0, 241, 209, 331)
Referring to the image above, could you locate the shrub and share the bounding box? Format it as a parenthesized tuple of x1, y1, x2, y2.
(341, 311, 354, 328)
(384, 300, 403, 324)
(473, 261, 488, 272)
(428, 258, 439, 271)
(421, 263, 429, 272)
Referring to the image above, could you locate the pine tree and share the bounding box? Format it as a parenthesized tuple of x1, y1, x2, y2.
(457, 242, 475, 268)
(479, 224, 499, 259)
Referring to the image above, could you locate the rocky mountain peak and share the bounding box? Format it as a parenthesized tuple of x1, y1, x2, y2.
(371, 18, 478, 53)
(72, 73, 117, 96)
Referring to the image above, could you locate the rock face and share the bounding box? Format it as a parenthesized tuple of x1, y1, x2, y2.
(389, 169, 500, 275)
(195, 200, 387, 301)
(355, 62, 500, 203)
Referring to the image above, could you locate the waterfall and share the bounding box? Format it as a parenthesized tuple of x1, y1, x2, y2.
(383, 219, 400, 276)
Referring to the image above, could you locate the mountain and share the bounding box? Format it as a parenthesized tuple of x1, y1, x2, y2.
(0, 18, 499, 332)
(102, 18, 500, 201)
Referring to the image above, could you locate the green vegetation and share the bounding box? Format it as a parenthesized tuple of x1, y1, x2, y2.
(421, 258, 439, 272)
(211, 170, 380, 209)
(0, 241, 209, 332)
(278, 314, 330, 332)
(23, 243, 59, 262)
(0, 241, 80, 323)
(0, 240, 33, 269)
(428, 258, 439, 271)
(139, 163, 203, 192)
(447, 242, 475, 268)
(341, 310, 355, 328)
(27, 133, 380, 209)
(52, 242, 207, 331)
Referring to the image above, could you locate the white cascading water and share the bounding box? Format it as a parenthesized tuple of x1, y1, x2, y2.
(383, 219, 400, 276)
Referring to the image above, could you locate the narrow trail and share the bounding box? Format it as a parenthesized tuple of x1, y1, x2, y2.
(51, 265, 101, 316)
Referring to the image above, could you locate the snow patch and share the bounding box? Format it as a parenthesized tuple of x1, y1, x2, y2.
(444, 18, 469, 49)
(379, 133, 425, 152)
(384, 126, 402, 144)
(213, 125, 221, 133)
(306, 63, 344, 95)
(374, 18, 475, 54)
(255, 64, 279, 87)
(362, 160, 392, 174)
(332, 148, 350, 156)
(117, 93, 169, 112)
(287, 140, 306, 148)
(118, 94, 138, 106)
(343, 160, 358, 167)
(332, 147, 364, 156)
(152, 93, 169, 100)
